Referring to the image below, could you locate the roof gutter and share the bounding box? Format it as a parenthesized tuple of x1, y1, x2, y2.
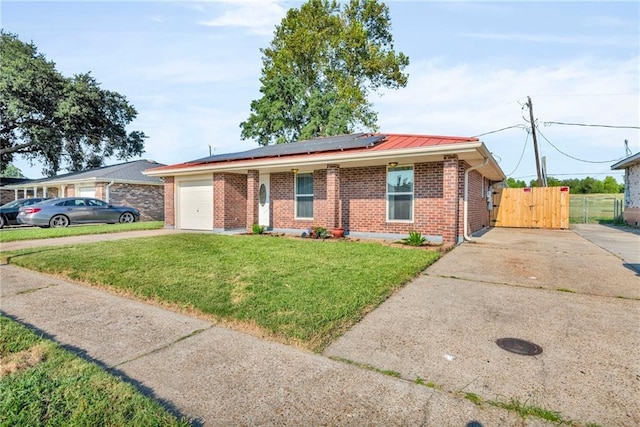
(463, 157, 489, 242)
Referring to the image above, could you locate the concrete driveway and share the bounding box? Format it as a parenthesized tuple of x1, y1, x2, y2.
(325, 226, 640, 427)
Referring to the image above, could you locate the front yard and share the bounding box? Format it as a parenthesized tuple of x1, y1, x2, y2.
(3, 233, 439, 351)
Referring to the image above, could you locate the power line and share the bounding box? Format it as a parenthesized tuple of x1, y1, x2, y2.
(543, 121, 640, 130)
(535, 126, 626, 164)
(472, 124, 526, 137)
(504, 130, 529, 177)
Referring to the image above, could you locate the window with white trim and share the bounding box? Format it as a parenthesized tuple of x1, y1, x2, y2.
(295, 173, 313, 219)
(387, 165, 413, 221)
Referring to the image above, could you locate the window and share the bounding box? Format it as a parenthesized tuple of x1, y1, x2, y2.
(295, 173, 313, 219)
(387, 165, 413, 221)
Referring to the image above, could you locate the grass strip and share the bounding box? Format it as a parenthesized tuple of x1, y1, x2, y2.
(0, 315, 190, 426)
(3, 234, 439, 351)
(0, 221, 164, 243)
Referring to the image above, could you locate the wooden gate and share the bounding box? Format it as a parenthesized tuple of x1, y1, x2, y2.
(491, 187, 570, 229)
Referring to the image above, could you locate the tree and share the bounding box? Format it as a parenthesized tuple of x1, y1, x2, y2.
(0, 31, 146, 176)
(602, 176, 622, 193)
(506, 177, 527, 188)
(240, 0, 409, 146)
(0, 164, 24, 178)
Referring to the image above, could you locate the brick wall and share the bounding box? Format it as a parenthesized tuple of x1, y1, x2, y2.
(214, 173, 247, 229)
(224, 173, 247, 229)
(105, 183, 165, 221)
(246, 170, 259, 231)
(466, 169, 490, 234)
(164, 177, 175, 227)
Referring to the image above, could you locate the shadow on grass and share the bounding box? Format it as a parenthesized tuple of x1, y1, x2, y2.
(0, 313, 201, 427)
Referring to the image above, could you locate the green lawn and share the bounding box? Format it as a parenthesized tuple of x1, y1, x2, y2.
(3, 234, 439, 351)
(0, 315, 190, 426)
(569, 194, 624, 224)
(0, 221, 164, 243)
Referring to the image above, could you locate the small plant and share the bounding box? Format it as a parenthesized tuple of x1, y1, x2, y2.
(311, 226, 329, 239)
(402, 230, 427, 246)
(464, 392, 483, 406)
(252, 223, 265, 234)
(489, 398, 563, 423)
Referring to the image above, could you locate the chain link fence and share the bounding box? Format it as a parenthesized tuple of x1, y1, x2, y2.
(569, 194, 624, 224)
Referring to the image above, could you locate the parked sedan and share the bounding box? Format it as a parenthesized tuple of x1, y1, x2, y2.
(17, 197, 140, 228)
(0, 197, 50, 229)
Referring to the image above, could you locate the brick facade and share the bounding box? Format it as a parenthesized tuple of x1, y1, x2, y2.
(246, 170, 259, 231)
(213, 173, 247, 229)
(164, 161, 492, 243)
(164, 177, 175, 227)
(101, 183, 165, 221)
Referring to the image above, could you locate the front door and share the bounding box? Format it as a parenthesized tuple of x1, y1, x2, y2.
(258, 174, 270, 227)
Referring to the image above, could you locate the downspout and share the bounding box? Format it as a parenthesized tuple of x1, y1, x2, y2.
(463, 158, 489, 242)
(105, 181, 115, 203)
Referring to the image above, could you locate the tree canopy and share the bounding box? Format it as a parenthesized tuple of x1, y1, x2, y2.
(0, 31, 146, 176)
(240, 0, 409, 146)
(505, 176, 623, 194)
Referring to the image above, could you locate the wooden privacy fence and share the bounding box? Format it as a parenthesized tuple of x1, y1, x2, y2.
(491, 186, 570, 229)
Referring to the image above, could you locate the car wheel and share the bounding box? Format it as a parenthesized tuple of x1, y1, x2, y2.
(119, 212, 135, 223)
(49, 214, 70, 228)
(0, 215, 5, 229)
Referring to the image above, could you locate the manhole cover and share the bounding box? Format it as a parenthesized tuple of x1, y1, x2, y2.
(496, 338, 543, 356)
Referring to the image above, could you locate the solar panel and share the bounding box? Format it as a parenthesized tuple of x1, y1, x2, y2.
(190, 133, 386, 164)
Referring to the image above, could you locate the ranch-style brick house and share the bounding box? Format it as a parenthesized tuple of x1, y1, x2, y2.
(145, 133, 505, 244)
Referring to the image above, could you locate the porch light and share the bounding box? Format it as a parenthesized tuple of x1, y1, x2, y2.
(291, 168, 299, 174)
(388, 162, 398, 168)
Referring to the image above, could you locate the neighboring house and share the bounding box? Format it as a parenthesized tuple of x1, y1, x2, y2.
(5, 160, 166, 221)
(612, 152, 640, 226)
(145, 133, 505, 244)
(0, 177, 32, 205)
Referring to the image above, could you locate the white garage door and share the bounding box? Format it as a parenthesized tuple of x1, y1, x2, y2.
(78, 186, 95, 198)
(178, 179, 213, 230)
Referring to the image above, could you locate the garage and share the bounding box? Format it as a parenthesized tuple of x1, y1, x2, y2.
(177, 178, 213, 230)
(78, 186, 95, 198)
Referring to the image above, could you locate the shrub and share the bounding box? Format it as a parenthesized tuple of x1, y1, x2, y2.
(311, 226, 329, 239)
(252, 224, 265, 234)
(402, 231, 427, 246)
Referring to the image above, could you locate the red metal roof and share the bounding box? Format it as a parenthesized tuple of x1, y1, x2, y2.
(146, 133, 480, 173)
(371, 133, 479, 151)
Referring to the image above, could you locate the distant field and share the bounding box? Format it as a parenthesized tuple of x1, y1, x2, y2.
(569, 194, 624, 223)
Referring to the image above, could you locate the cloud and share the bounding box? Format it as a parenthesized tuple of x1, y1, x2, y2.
(373, 56, 639, 178)
(199, 0, 287, 36)
(458, 32, 632, 47)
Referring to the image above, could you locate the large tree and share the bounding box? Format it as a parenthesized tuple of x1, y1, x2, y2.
(240, 0, 409, 146)
(0, 31, 146, 176)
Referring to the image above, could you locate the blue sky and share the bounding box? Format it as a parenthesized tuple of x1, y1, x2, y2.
(3, 1, 639, 183)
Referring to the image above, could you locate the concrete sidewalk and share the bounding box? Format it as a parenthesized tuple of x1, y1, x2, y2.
(0, 228, 176, 252)
(571, 223, 640, 273)
(1, 265, 549, 425)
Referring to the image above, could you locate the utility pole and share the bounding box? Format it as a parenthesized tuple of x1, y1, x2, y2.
(527, 96, 544, 187)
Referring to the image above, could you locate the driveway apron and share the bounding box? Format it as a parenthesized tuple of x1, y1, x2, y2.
(325, 227, 640, 427)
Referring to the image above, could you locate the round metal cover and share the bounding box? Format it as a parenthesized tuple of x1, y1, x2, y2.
(259, 184, 267, 206)
(496, 338, 542, 356)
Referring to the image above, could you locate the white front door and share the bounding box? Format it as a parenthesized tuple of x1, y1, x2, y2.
(258, 174, 270, 227)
